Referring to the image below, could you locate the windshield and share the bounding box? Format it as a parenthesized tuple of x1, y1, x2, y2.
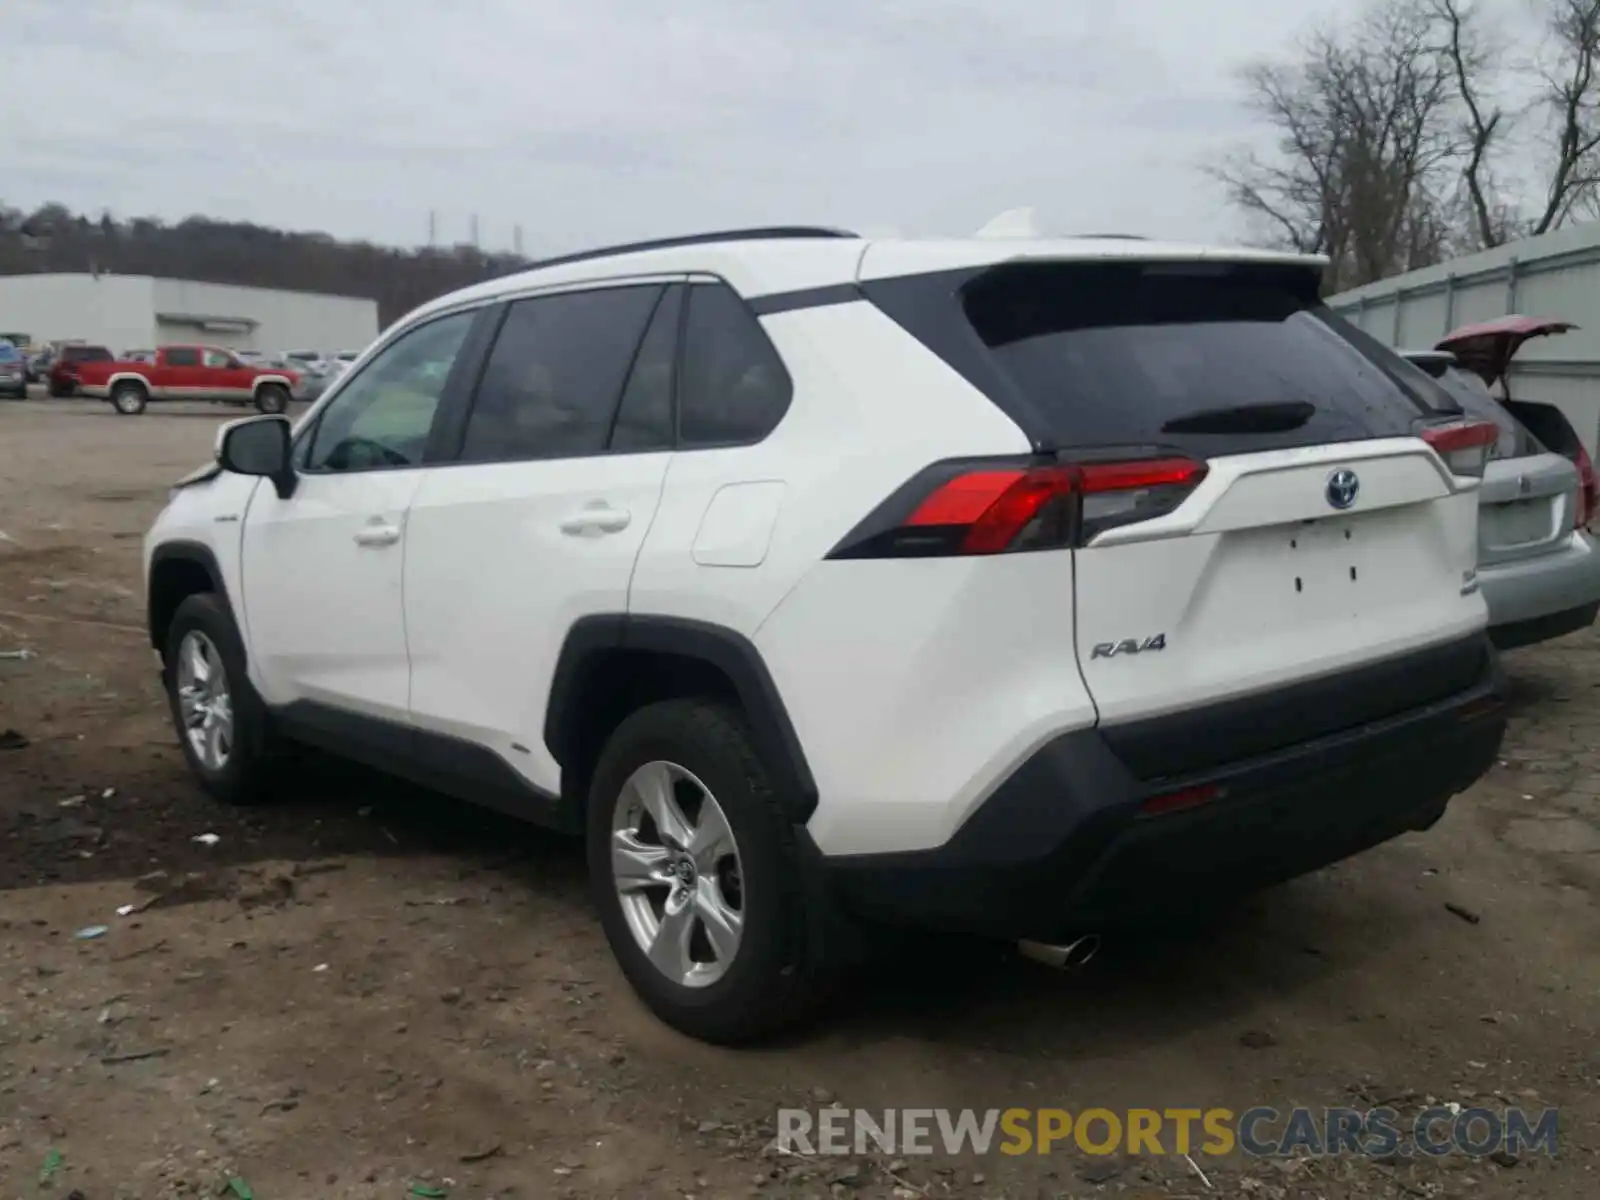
(63, 345, 112, 362)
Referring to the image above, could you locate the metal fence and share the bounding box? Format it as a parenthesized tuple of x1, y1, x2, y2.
(1326, 221, 1600, 455)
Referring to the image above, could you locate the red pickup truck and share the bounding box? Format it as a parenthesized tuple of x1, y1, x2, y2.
(76, 345, 301, 415)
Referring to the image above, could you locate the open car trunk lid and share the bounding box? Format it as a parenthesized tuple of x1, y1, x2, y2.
(1436, 315, 1577, 390)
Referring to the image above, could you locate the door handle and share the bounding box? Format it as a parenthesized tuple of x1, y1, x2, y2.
(353, 522, 401, 548)
(559, 505, 631, 536)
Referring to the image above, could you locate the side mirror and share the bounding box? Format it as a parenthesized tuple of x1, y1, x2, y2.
(217, 415, 296, 499)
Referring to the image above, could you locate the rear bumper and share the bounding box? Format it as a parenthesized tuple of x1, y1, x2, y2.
(818, 634, 1506, 941)
(1481, 531, 1600, 645)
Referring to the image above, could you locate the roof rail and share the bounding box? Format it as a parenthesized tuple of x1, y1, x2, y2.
(520, 226, 859, 273)
(1075, 233, 1148, 240)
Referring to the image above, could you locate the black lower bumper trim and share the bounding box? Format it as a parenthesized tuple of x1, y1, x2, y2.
(1490, 600, 1599, 651)
(821, 636, 1507, 941)
(1099, 633, 1490, 780)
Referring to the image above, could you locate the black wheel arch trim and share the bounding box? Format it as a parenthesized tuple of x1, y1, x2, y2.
(545, 614, 819, 823)
(146, 540, 233, 651)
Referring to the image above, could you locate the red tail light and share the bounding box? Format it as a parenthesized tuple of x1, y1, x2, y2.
(1573, 443, 1597, 531)
(1420, 420, 1498, 479)
(829, 456, 1209, 559)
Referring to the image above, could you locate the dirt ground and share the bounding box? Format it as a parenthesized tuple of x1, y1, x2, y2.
(1, 395, 1598, 1200)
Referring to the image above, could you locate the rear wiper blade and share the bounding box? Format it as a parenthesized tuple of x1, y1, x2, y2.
(1160, 401, 1317, 434)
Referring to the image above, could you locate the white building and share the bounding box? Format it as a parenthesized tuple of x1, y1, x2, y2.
(0, 272, 379, 356)
(1326, 221, 1600, 455)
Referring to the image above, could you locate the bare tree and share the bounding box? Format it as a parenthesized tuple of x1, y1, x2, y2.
(1533, 0, 1600, 231)
(1211, 0, 1461, 289)
(1219, 0, 1600, 273)
(1434, 0, 1517, 248)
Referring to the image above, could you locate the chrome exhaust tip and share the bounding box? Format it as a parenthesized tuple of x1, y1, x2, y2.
(1018, 934, 1101, 970)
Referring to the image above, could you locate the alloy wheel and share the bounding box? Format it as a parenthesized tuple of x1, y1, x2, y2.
(175, 630, 234, 771)
(610, 760, 745, 988)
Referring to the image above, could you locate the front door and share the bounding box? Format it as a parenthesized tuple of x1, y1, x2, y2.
(239, 307, 480, 723)
(202, 347, 255, 404)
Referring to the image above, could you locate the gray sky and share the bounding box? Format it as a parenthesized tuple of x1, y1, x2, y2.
(10, 0, 1350, 255)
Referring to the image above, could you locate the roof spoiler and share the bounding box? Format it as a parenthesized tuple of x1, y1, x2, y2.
(1436, 315, 1577, 389)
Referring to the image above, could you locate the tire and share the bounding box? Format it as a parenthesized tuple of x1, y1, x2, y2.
(254, 383, 290, 414)
(110, 380, 148, 415)
(161, 593, 281, 805)
(48, 380, 72, 398)
(587, 698, 833, 1044)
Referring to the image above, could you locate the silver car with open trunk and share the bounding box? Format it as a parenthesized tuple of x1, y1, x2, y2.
(1405, 316, 1600, 649)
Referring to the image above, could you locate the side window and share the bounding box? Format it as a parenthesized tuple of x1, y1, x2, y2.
(203, 349, 233, 368)
(305, 309, 474, 473)
(608, 285, 681, 453)
(165, 347, 200, 367)
(678, 282, 792, 447)
(459, 285, 662, 463)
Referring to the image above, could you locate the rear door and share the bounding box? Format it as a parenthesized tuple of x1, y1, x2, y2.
(403, 279, 680, 796)
(861, 253, 1489, 753)
(160, 346, 204, 399)
(1435, 366, 1577, 566)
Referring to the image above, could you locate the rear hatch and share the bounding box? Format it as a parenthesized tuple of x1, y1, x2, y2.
(1431, 364, 1577, 565)
(1436, 315, 1576, 390)
(861, 250, 1492, 775)
(1433, 317, 1598, 530)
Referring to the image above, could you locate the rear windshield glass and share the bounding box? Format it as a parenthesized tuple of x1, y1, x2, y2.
(1436, 367, 1542, 459)
(867, 261, 1444, 455)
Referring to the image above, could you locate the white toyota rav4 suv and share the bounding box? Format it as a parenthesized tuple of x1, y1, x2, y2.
(144, 227, 1508, 1043)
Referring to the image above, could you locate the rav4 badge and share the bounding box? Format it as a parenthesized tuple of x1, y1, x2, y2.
(1091, 634, 1167, 659)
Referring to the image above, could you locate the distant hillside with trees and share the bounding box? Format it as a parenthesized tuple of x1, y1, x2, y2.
(0, 201, 530, 326)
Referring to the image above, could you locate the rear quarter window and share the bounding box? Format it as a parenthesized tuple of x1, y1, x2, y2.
(677, 282, 793, 448)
